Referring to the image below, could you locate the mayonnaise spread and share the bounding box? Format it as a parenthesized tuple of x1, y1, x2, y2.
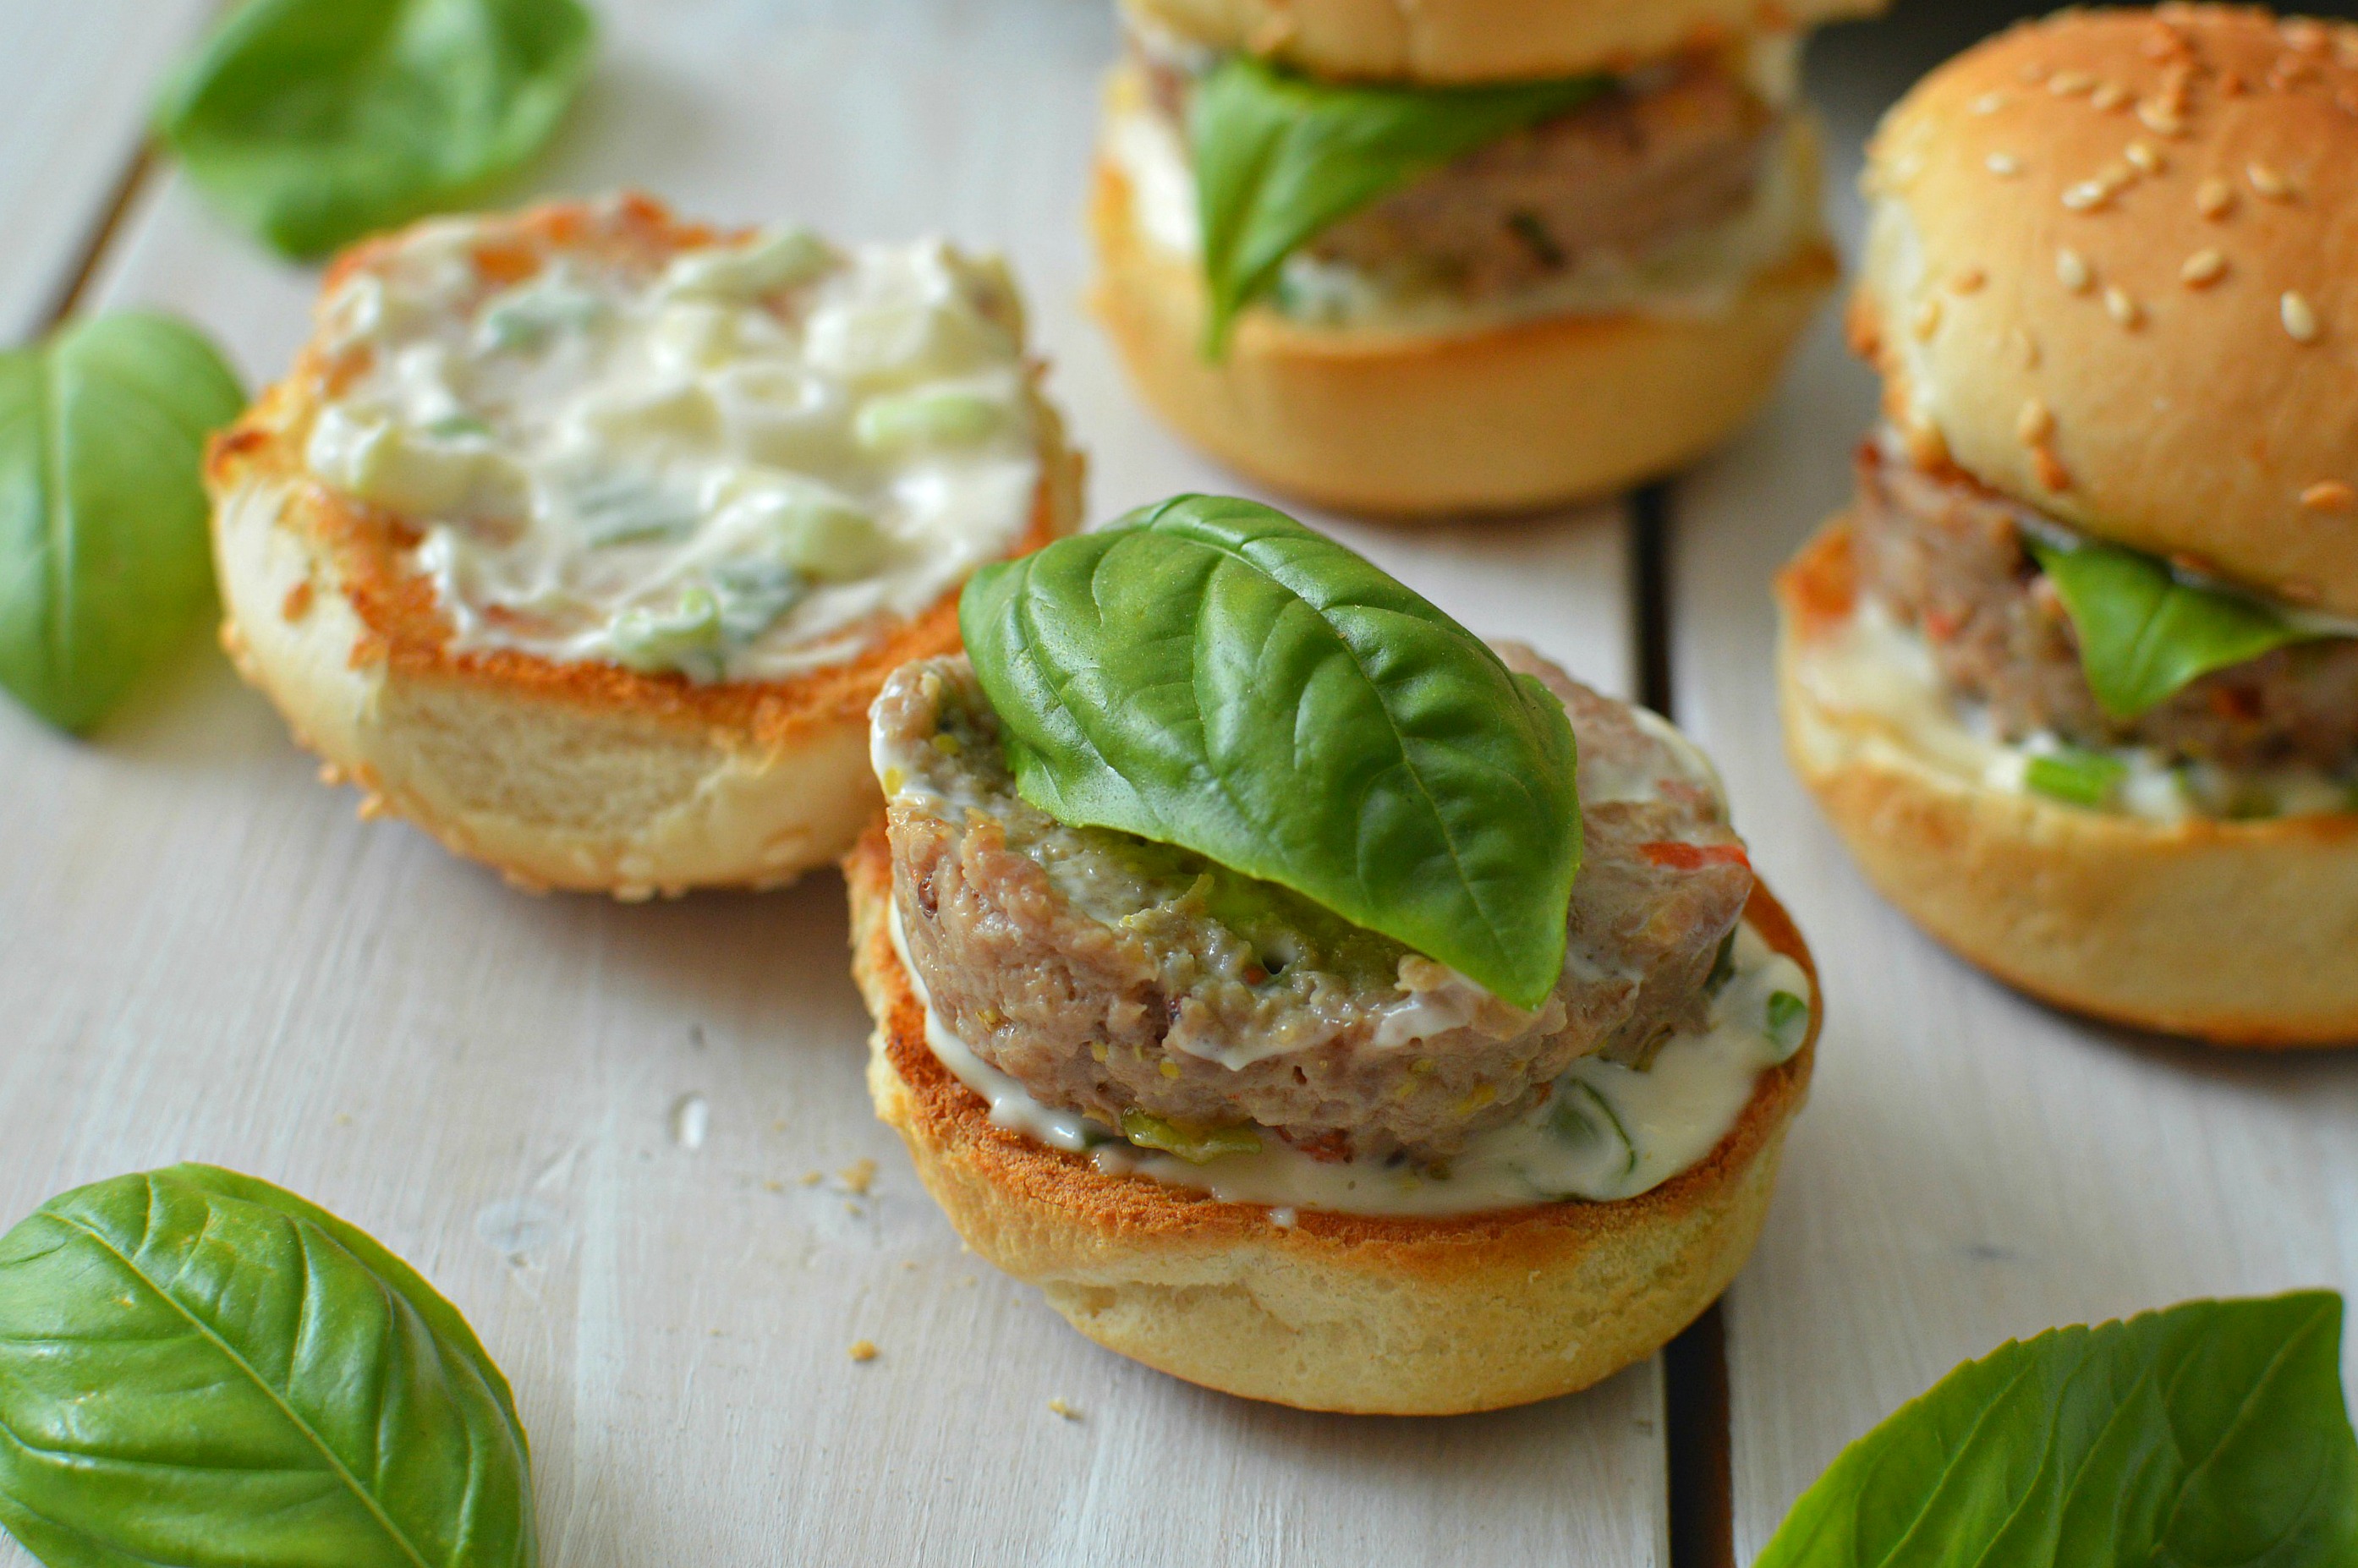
(890, 900, 1809, 1216)
(304, 204, 1042, 683)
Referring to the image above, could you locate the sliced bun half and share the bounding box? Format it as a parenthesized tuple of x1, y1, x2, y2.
(1779, 516, 2358, 1047)
(1857, 6, 2358, 615)
(1089, 129, 1838, 517)
(843, 820, 1818, 1416)
(1122, 0, 1883, 83)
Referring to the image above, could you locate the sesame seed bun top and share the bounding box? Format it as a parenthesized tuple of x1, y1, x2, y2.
(1856, 6, 2358, 616)
(1121, 0, 1884, 84)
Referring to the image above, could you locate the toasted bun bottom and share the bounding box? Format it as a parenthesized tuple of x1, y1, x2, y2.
(1779, 518, 2358, 1047)
(1088, 152, 1838, 518)
(210, 391, 1081, 898)
(844, 821, 1817, 1415)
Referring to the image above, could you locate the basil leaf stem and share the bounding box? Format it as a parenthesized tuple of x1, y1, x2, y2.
(0, 1165, 537, 1568)
(155, 0, 597, 258)
(1188, 57, 1611, 353)
(0, 312, 245, 732)
(1758, 1292, 2358, 1568)
(961, 493, 1582, 1010)
(2027, 536, 2319, 721)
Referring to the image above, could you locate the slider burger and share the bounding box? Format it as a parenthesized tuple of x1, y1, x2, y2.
(1779, 7, 2358, 1043)
(1090, 0, 1880, 515)
(846, 494, 1819, 1413)
(208, 195, 1078, 896)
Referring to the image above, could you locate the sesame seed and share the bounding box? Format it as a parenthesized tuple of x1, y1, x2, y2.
(849, 1340, 879, 1362)
(2283, 291, 2322, 343)
(2125, 141, 2164, 174)
(2017, 397, 2055, 442)
(2062, 180, 2109, 211)
(2283, 19, 2330, 54)
(2196, 178, 2236, 218)
(2180, 249, 2227, 286)
(2104, 287, 2142, 327)
(1971, 90, 2010, 114)
(2137, 101, 2185, 136)
(2010, 327, 2043, 370)
(1951, 266, 1988, 294)
(2056, 248, 2093, 292)
(2048, 69, 2097, 95)
(2018, 61, 2049, 85)
(2300, 480, 2356, 512)
(2248, 162, 2292, 200)
(2033, 447, 2073, 492)
(1911, 298, 1943, 340)
(2092, 81, 2130, 110)
(1986, 151, 2024, 176)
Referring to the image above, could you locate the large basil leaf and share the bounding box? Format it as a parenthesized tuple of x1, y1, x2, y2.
(0, 1165, 536, 1568)
(961, 493, 1582, 1009)
(1188, 56, 1610, 353)
(0, 313, 245, 733)
(1758, 1292, 2358, 1568)
(155, 0, 596, 259)
(2027, 537, 2322, 721)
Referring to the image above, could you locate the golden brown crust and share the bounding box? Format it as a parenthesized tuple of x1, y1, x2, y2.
(1858, 7, 2358, 615)
(1779, 516, 2358, 1046)
(1122, 0, 1884, 82)
(1089, 139, 1839, 517)
(206, 195, 1082, 896)
(843, 819, 1818, 1414)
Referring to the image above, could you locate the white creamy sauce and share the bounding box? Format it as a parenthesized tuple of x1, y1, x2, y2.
(1104, 48, 1818, 335)
(304, 206, 1041, 683)
(890, 901, 1809, 1217)
(1800, 593, 2356, 822)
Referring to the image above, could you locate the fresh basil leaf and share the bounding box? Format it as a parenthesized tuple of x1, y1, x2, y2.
(0, 1164, 537, 1568)
(961, 493, 1582, 1010)
(2027, 537, 2321, 721)
(1758, 1292, 2358, 1568)
(0, 313, 245, 733)
(155, 0, 596, 259)
(2024, 748, 2128, 809)
(1188, 56, 1610, 353)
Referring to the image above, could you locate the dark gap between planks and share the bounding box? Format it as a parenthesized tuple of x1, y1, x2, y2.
(1629, 483, 1737, 1568)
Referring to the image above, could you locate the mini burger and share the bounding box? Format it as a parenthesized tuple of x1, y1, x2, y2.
(1089, 0, 1881, 515)
(846, 494, 1818, 1413)
(209, 195, 1078, 897)
(1779, 7, 2358, 1044)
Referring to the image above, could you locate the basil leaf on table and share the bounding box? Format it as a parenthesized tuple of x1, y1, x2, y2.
(0, 1164, 536, 1568)
(1188, 56, 1610, 353)
(1758, 1292, 2358, 1568)
(961, 493, 1582, 1010)
(0, 312, 245, 733)
(2027, 536, 2320, 721)
(156, 0, 597, 259)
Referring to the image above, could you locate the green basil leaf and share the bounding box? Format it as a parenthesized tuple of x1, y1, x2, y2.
(155, 0, 596, 259)
(0, 1164, 536, 1568)
(2027, 537, 2320, 721)
(1188, 56, 1610, 353)
(961, 493, 1582, 1010)
(0, 313, 245, 733)
(2023, 748, 2128, 809)
(1758, 1292, 2358, 1568)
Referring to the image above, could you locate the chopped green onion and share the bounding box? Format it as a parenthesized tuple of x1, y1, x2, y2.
(854, 390, 1003, 453)
(1119, 1108, 1262, 1164)
(2024, 748, 2129, 809)
(1548, 1081, 1637, 1177)
(1765, 991, 1810, 1061)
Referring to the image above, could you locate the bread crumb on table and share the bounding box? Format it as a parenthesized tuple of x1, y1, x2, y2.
(1047, 1398, 1082, 1421)
(840, 1158, 878, 1195)
(848, 1340, 879, 1362)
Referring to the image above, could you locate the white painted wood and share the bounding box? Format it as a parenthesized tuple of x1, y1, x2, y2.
(1674, 12, 2358, 1558)
(0, 1, 217, 343)
(6, 1, 1649, 1562)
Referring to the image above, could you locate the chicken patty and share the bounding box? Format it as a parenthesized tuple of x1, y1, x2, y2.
(874, 647, 1752, 1164)
(1854, 441, 2358, 773)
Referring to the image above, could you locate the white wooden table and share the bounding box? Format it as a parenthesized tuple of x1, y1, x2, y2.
(0, 3, 2349, 1563)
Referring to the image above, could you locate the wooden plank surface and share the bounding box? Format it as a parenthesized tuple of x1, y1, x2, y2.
(1670, 8, 2358, 1558)
(0, 1, 218, 343)
(4, 2, 1652, 1563)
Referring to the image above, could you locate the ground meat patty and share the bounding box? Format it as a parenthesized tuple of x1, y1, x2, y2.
(1134, 45, 1776, 302)
(875, 648, 1751, 1165)
(1854, 441, 2358, 772)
